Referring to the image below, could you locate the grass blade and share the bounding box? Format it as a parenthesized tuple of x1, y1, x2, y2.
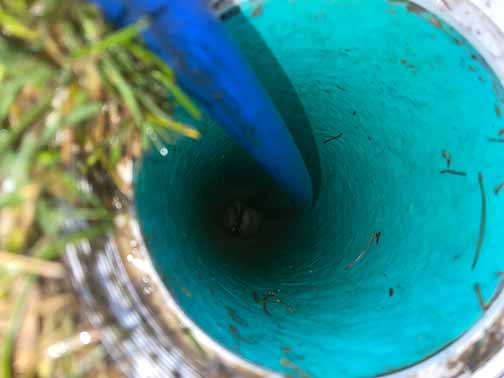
(146, 113, 200, 139)
(73, 18, 148, 58)
(101, 55, 142, 125)
(152, 70, 201, 120)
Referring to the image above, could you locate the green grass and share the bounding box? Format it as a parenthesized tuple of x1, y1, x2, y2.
(0, 0, 199, 376)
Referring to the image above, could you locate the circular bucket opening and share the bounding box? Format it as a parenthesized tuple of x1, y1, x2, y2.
(134, 1, 504, 377)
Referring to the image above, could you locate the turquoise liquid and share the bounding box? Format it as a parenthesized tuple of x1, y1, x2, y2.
(135, 1, 504, 376)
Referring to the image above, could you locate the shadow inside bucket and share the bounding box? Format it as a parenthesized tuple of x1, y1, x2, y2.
(223, 10, 322, 204)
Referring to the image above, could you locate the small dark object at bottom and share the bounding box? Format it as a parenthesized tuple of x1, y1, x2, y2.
(474, 284, 488, 311)
(323, 133, 343, 144)
(222, 201, 262, 239)
(472, 173, 486, 270)
(440, 169, 467, 176)
(487, 138, 504, 143)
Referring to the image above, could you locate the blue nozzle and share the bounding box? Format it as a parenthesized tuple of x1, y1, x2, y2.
(92, 0, 313, 209)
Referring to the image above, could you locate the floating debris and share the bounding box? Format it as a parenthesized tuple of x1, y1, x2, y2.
(172, 277, 192, 298)
(473, 275, 504, 312)
(474, 284, 488, 311)
(441, 150, 452, 169)
(323, 133, 343, 144)
(346, 232, 375, 269)
(440, 151, 468, 175)
(376, 232, 382, 245)
(453, 38, 464, 46)
(228, 324, 254, 346)
(487, 138, 504, 143)
(225, 305, 246, 325)
(406, 3, 426, 15)
(179, 285, 193, 298)
(389, 288, 394, 297)
(282, 346, 292, 354)
(492, 81, 504, 105)
(229, 324, 238, 335)
(262, 290, 294, 316)
(262, 291, 276, 316)
(280, 357, 311, 378)
(495, 181, 504, 195)
(496, 104, 502, 118)
(277, 298, 295, 314)
(399, 58, 415, 69)
(440, 169, 467, 176)
(472, 173, 486, 270)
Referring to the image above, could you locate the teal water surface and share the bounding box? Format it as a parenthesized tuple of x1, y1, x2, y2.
(135, 1, 504, 377)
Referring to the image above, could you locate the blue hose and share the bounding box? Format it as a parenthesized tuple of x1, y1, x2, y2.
(91, 0, 313, 209)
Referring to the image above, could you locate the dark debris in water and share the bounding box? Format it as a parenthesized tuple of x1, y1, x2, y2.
(472, 173, 486, 270)
(488, 138, 504, 143)
(442, 150, 452, 169)
(225, 305, 247, 326)
(346, 232, 376, 269)
(474, 284, 488, 311)
(440, 169, 467, 177)
(495, 181, 504, 196)
(496, 104, 502, 118)
(252, 291, 260, 303)
(376, 232, 382, 245)
(280, 357, 311, 378)
(251, 4, 263, 17)
(406, 3, 426, 15)
(261, 290, 295, 316)
(429, 17, 442, 29)
(323, 133, 343, 144)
